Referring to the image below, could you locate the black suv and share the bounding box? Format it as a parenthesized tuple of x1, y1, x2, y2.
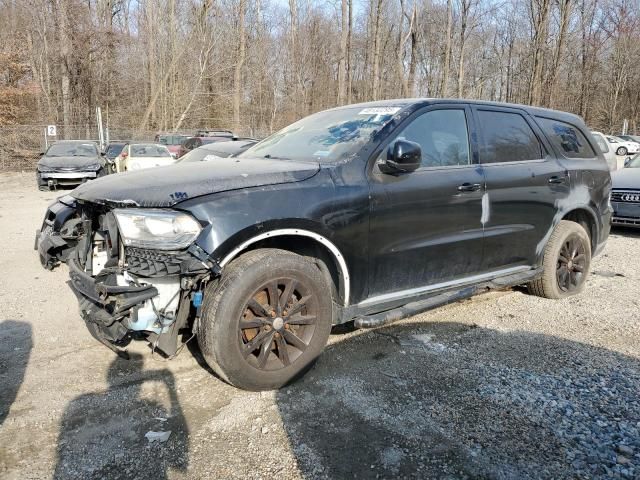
(35, 99, 612, 390)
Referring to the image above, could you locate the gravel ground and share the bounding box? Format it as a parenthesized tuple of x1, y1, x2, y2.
(0, 171, 639, 479)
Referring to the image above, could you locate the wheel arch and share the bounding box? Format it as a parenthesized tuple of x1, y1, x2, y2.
(218, 229, 351, 307)
(561, 207, 598, 251)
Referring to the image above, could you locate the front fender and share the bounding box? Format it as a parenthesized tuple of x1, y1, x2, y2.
(177, 168, 371, 305)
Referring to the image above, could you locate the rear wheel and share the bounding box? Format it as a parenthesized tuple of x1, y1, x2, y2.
(616, 146, 628, 156)
(528, 220, 591, 299)
(198, 249, 333, 390)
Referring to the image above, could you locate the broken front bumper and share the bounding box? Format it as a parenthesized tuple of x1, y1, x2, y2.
(35, 197, 80, 269)
(36, 198, 216, 356)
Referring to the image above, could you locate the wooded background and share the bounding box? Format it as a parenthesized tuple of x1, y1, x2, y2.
(1, 0, 639, 140)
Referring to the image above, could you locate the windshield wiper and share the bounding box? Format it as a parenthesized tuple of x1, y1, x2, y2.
(263, 154, 291, 160)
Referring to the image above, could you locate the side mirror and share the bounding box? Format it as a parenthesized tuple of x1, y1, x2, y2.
(100, 151, 106, 156)
(625, 157, 632, 167)
(379, 140, 422, 174)
(171, 153, 177, 159)
(121, 152, 128, 158)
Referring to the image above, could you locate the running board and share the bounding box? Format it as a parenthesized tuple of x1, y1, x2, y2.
(353, 286, 478, 329)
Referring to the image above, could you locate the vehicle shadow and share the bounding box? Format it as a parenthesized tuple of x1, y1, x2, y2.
(54, 353, 189, 480)
(276, 321, 640, 479)
(610, 226, 640, 239)
(0, 320, 33, 427)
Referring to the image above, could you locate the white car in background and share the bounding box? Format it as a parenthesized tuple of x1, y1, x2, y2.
(591, 131, 618, 171)
(116, 143, 176, 172)
(606, 136, 640, 156)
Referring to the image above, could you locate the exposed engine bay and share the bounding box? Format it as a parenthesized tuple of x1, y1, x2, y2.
(35, 195, 218, 357)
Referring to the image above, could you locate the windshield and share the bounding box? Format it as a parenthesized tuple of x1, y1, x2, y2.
(239, 106, 401, 162)
(626, 153, 640, 168)
(47, 143, 97, 157)
(130, 144, 171, 158)
(156, 135, 188, 146)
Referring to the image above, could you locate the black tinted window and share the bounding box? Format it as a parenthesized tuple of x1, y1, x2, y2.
(393, 109, 470, 167)
(536, 117, 596, 159)
(478, 110, 542, 163)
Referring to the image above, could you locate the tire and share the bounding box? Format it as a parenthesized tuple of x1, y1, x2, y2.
(36, 172, 49, 191)
(527, 220, 591, 299)
(616, 147, 627, 156)
(198, 248, 333, 391)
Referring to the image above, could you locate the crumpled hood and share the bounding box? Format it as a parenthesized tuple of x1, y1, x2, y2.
(612, 168, 640, 190)
(38, 155, 101, 169)
(71, 156, 321, 207)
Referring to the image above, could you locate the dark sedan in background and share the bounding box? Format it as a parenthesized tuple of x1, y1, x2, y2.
(611, 153, 640, 227)
(36, 141, 106, 190)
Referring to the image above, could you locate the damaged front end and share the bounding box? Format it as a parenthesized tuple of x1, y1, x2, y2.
(36, 197, 219, 357)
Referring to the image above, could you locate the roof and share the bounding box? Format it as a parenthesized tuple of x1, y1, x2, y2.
(330, 98, 585, 124)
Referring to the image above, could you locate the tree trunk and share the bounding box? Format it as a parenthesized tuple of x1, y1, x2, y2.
(544, 0, 572, 107)
(440, 0, 453, 97)
(371, 0, 384, 100)
(337, 0, 348, 105)
(233, 0, 247, 130)
(528, 0, 552, 106)
(54, 0, 71, 137)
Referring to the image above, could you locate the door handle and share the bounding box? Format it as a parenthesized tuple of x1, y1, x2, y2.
(457, 183, 482, 192)
(548, 176, 566, 184)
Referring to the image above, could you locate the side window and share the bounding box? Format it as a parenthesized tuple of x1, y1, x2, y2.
(477, 110, 542, 163)
(536, 117, 596, 159)
(391, 109, 470, 167)
(592, 133, 610, 154)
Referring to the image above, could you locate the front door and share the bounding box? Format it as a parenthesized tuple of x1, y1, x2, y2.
(366, 106, 486, 304)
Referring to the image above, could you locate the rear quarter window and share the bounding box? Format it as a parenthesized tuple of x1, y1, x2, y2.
(536, 117, 596, 159)
(592, 133, 610, 154)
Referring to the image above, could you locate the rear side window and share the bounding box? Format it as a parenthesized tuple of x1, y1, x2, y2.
(392, 109, 470, 167)
(536, 117, 596, 159)
(592, 133, 610, 154)
(477, 110, 542, 163)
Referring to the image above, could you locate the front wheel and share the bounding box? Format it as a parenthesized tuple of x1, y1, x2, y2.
(616, 146, 628, 156)
(198, 249, 333, 390)
(528, 220, 591, 299)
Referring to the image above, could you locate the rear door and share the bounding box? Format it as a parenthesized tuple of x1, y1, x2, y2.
(472, 106, 570, 270)
(366, 105, 486, 302)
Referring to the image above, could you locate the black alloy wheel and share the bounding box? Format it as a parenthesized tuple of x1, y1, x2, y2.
(556, 234, 587, 292)
(527, 220, 592, 299)
(239, 278, 317, 371)
(198, 248, 333, 390)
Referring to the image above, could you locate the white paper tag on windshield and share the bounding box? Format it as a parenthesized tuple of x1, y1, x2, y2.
(202, 154, 222, 161)
(358, 107, 401, 115)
